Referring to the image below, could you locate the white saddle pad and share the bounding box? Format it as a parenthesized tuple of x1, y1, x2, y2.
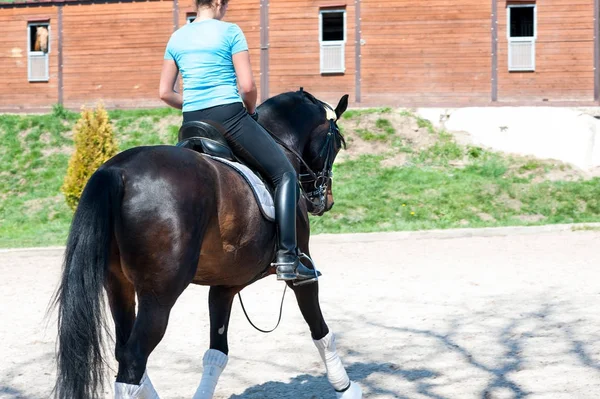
(204, 154, 275, 222)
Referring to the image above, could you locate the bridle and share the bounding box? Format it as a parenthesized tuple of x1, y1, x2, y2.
(298, 119, 340, 215)
(263, 118, 342, 215)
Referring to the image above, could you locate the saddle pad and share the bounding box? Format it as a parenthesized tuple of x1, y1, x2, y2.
(204, 154, 275, 222)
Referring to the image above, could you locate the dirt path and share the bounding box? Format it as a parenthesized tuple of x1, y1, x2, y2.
(1, 229, 600, 399)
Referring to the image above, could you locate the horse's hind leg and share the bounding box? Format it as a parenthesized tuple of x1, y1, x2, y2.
(106, 259, 136, 365)
(290, 279, 363, 399)
(113, 291, 174, 399)
(113, 258, 194, 399)
(192, 286, 239, 399)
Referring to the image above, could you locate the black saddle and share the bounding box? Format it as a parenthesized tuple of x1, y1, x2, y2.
(176, 121, 275, 194)
(176, 121, 236, 161)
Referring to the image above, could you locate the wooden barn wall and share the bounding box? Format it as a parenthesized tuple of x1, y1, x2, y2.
(61, 1, 173, 109)
(268, 1, 356, 107)
(497, 0, 595, 102)
(0, 6, 59, 110)
(179, 0, 262, 100)
(360, 0, 492, 106)
(1, 0, 599, 111)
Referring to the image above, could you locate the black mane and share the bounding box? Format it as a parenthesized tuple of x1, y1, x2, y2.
(259, 88, 327, 116)
(298, 88, 335, 115)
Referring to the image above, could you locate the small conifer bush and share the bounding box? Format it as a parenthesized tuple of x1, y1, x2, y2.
(61, 103, 118, 211)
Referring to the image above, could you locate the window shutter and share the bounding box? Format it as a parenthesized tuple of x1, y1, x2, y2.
(320, 42, 345, 74)
(508, 39, 535, 71)
(28, 53, 49, 81)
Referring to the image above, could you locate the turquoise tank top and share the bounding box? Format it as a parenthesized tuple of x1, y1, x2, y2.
(164, 19, 249, 112)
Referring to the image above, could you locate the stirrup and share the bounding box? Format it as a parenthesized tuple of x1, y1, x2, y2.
(271, 252, 322, 286)
(293, 253, 322, 286)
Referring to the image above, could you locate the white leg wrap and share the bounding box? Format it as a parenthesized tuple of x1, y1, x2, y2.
(114, 370, 160, 399)
(313, 331, 351, 391)
(192, 349, 229, 399)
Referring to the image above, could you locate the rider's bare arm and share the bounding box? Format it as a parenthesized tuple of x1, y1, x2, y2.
(232, 50, 257, 114)
(159, 59, 183, 110)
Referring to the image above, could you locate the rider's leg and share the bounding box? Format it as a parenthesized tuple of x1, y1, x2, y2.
(271, 170, 311, 280)
(182, 103, 317, 281)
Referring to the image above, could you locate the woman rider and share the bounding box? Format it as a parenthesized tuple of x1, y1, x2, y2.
(159, 0, 316, 283)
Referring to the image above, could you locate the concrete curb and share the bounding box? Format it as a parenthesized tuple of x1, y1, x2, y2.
(2, 223, 600, 254)
(0, 246, 65, 254)
(312, 222, 600, 244)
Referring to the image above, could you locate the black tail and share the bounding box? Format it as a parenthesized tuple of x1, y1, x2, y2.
(52, 168, 123, 399)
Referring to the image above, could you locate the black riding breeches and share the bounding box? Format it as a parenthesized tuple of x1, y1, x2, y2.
(183, 102, 296, 188)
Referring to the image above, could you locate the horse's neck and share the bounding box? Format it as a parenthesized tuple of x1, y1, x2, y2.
(261, 99, 322, 165)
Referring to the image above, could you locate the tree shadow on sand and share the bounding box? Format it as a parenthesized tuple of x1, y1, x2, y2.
(356, 298, 600, 399)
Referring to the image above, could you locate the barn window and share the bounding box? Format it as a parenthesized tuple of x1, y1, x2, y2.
(28, 22, 50, 82)
(319, 9, 346, 74)
(187, 14, 196, 24)
(507, 4, 536, 72)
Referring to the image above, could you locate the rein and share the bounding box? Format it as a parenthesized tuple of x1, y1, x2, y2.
(239, 120, 338, 334)
(237, 285, 287, 334)
(261, 125, 319, 181)
(238, 102, 340, 334)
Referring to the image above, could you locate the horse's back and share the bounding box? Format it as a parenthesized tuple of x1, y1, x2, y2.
(106, 145, 275, 287)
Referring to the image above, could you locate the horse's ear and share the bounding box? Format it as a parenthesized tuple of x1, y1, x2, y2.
(335, 94, 349, 120)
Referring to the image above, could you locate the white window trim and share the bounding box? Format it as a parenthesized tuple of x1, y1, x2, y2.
(319, 9, 347, 74)
(507, 4, 537, 72)
(27, 22, 50, 82)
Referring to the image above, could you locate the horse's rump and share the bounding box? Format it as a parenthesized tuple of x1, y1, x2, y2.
(107, 145, 275, 287)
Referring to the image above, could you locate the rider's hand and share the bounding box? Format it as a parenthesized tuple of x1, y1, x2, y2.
(250, 111, 259, 121)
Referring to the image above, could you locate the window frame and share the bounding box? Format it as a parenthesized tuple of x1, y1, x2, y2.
(318, 9, 347, 74)
(27, 21, 51, 82)
(186, 15, 196, 24)
(506, 3, 537, 72)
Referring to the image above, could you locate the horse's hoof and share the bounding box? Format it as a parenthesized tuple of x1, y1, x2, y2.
(336, 381, 362, 399)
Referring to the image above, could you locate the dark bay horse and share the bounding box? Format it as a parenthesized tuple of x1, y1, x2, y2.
(52, 89, 363, 399)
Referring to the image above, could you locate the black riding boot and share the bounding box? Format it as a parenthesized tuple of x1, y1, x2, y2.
(272, 172, 320, 283)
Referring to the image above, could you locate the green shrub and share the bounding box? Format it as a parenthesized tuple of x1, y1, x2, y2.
(61, 103, 118, 211)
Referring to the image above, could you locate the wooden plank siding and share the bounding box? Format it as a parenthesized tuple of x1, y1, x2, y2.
(1, 0, 598, 111)
(268, 1, 356, 107)
(360, 0, 492, 106)
(61, 1, 173, 109)
(0, 6, 59, 111)
(497, 0, 595, 102)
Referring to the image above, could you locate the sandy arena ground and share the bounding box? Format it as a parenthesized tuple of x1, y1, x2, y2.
(1, 227, 599, 399)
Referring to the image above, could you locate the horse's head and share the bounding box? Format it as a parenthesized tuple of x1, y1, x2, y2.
(299, 92, 348, 216)
(257, 88, 348, 216)
(36, 26, 49, 53)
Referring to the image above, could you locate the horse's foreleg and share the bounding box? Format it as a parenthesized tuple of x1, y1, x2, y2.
(290, 280, 363, 399)
(193, 286, 238, 399)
